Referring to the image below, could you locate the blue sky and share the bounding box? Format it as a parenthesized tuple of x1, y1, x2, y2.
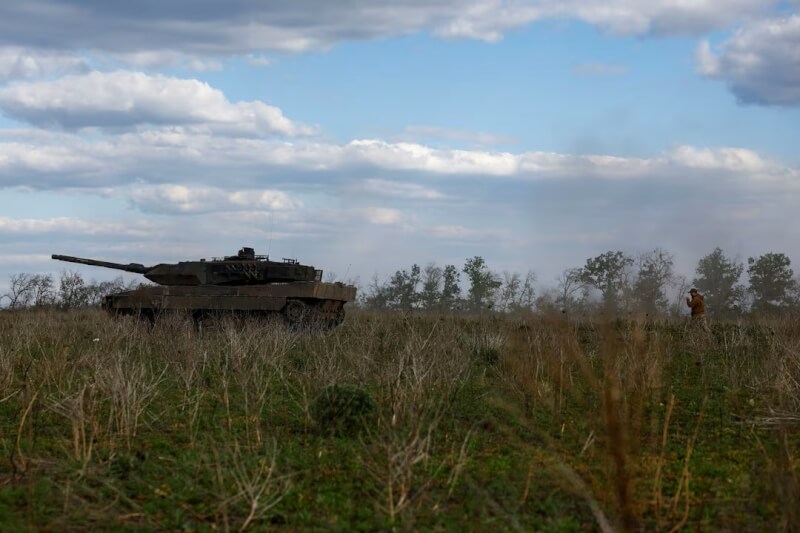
(204, 26, 798, 158)
(0, 1, 798, 293)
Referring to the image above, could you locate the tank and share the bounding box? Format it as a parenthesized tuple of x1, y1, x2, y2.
(51, 247, 356, 329)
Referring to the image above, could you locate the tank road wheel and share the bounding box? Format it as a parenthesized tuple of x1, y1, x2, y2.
(306, 300, 341, 331)
(137, 309, 156, 327)
(192, 311, 211, 332)
(283, 300, 309, 328)
(334, 308, 346, 327)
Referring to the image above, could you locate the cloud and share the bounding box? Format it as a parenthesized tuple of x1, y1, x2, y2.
(186, 59, 223, 72)
(696, 15, 800, 106)
(572, 62, 629, 76)
(338, 140, 798, 182)
(0, 71, 316, 136)
(1, 212, 475, 254)
(0, 138, 104, 178)
(1, 129, 797, 192)
(0, 1, 778, 57)
(0, 47, 89, 81)
(344, 139, 520, 175)
(0, 216, 155, 237)
(399, 125, 518, 148)
(695, 40, 721, 77)
(360, 179, 446, 200)
(4, 128, 798, 282)
(728, 207, 761, 221)
(664, 145, 774, 174)
(108, 51, 224, 71)
(127, 184, 301, 214)
(245, 55, 272, 67)
(0, 207, 409, 248)
(428, 224, 499, 240)
(0, 253, 52, 265)
(553, 0, 775, 36)
(2, 153, 800, 289)
(221, 207, 411, 235)
(354, 207, 405, 226)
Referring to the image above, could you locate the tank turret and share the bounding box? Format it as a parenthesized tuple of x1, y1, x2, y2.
(51, 247, 322, 286)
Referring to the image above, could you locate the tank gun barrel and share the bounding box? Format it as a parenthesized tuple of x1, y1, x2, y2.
(51, 254, 149, 274)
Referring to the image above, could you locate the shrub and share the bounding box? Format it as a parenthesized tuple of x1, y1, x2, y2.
(312, 383, 376, 436)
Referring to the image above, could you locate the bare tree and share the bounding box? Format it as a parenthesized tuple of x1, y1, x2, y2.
(498, 271, 521, 311)
(516, 270, 536, 311)
(362, 274, 391, 310)
(58, 270, 89, 309)
(1, 273, 58, 309)
(31, 274, 55, 306)
(5, 274, 32, 309)
(556, 268, 586, 314)
(83, 277, 127, 306)
(534, 288, 561, 314)
(634, 248, 675, 316)
(669, 274, 690, 316)
(498, 270, 536, 312)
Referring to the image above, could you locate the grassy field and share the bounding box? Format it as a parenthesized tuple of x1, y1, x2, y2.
(0, 308, 798, 531)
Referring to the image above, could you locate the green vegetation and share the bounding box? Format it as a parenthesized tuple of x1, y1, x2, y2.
(0, 309, 798, 531)
(4, 246, 799, 319)
(359, 247, 800, 319)
(312, 383, 376, 436)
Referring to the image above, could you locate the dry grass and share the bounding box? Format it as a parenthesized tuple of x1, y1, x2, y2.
(0, 308, 798, 530)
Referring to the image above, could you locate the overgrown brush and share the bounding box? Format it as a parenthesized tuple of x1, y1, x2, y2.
(0, 309, 797, 531)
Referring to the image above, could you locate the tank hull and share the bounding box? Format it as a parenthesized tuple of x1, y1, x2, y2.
(103, 281, 357, 328)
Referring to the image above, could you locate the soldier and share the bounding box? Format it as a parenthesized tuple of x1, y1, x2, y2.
(686, 288, 708, 330)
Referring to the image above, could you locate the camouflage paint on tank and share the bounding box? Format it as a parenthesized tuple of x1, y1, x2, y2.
(52, 247, 357, 328)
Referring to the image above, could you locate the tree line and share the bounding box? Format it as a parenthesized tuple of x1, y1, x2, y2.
(2, 248, 798, 317)
(360, 248, 800, 318)
(0, 271, 139, 310)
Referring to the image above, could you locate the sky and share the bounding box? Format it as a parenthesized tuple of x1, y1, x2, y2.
(0, 1, 799, 291)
